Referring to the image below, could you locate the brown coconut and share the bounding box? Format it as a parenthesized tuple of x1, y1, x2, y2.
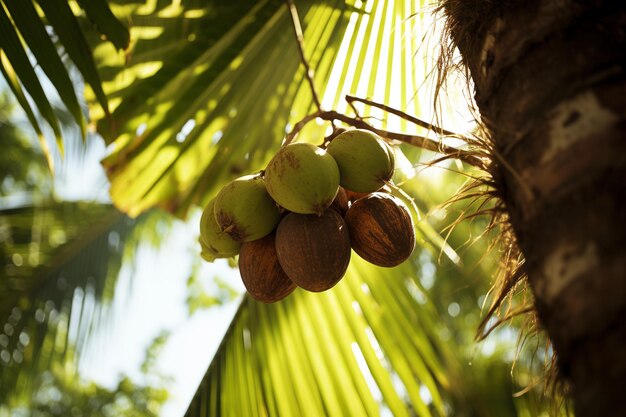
(345, 192, 415, 267)
(275, 209, 351, 292)
(344, 185, 392, 203)
(329, 187, 349, 215)
(238, 233, 296, 303)
(344, 189, 370, 203)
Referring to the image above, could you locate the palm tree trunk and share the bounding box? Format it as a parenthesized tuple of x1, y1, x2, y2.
(442, 1, 626, 415)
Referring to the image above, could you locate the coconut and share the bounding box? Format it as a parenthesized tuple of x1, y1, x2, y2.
(214, 175, 281, 242)
(344, 184, 392, 203)
(238, 233, 296, 303)
(265, 143, 340, 215)
(275, 209, 351, 292)
(329, 187, 349, 215)
(344, 189, 370, 203)
(199, 198, 242, 261)
(345, 192, 415, 267)
(326, 129, 395, 193)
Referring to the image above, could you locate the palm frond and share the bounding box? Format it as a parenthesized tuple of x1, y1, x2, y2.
(0, 201, 148, 405)
(0, 92, 49, 196)
(86, 0, 438, 218)
(4, 0, 86, 138)
(74, 0, 130, 51)
(185, 256, 456, 417)
(37, 0, 116, 118)
(0, 0, 128, 166)
(0, 53, 52, 169)
(0, 3, 64, 155)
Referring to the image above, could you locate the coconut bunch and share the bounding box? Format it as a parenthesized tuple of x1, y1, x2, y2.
(199, 129, 416, 303)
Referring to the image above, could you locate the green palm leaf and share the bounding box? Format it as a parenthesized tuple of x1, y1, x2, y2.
(36, 0, 114, 118)
(0, 92, 49, 194)
(0, 53, 52, 169)
(0, 201, 148, 406)
(87, 0, 436, 218)
(3, 0, 86, 139)
(185, 256, 456, 417)
(75, 0, 130, 50)
(0, 0, 128, 166)
(0, 3, 64, 154)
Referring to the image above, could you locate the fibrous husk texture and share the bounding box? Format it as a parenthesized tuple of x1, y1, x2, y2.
(275, 209, 351, 292)
(239, 233, 296, 303)
(345, 193, 415, 268)
(437, 0, 532, 324)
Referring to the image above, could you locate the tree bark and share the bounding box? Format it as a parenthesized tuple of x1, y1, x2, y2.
(443, 1, 626, 415)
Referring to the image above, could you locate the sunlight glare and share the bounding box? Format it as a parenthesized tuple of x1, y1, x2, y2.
(184, 9, 207, 19)
(419, 384, 433, 405)
(365, 327, 386, 362)
(176, 119, 197, 143)
(351, 342, 383, 401)
(131, 27, 165, 41)
(136, 123, 148, 136)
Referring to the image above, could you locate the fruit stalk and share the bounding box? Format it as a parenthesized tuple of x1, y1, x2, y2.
(285, 0, 322, 112)
(284, 109, 484, 168)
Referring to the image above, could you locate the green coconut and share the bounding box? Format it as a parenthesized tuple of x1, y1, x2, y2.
(214, 175, 281, 242)
(199, 198, 242, 261)
(326, 129, 395, 193)
(264, 143, 340, 215)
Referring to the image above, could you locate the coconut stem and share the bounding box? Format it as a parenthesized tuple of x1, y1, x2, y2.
(345, 95, 458, 137)
(284, 107, 485, 168)
(285, 0, 322, 112)
(283, 0, 482, 169)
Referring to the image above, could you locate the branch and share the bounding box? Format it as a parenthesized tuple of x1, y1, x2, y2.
(345, 94, 458, 136)
(284, 110, 485, 168)
(283, 112, 321, 146)
(285, 0, 322, 111)
(282, 4, 482, 168)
